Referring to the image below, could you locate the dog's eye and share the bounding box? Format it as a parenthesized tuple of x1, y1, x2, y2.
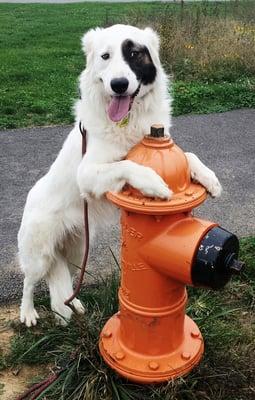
(131, 51, 139, 58)
(101, 53, 110, 60)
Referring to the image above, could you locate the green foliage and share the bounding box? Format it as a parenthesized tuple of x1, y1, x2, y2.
(240, 237, 255, 273)
(239, 237, 255, 307)
(172, 78, 255, 116)
(2, 238, 255, 400)
(0, 2, 176, 129)
(0, 383, 5, 397)
(0, 2, 255, 129)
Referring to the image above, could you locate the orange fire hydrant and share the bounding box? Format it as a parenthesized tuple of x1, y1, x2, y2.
(99, 125, 243, 383)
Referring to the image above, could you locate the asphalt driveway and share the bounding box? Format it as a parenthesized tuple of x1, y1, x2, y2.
(1, 108, 254, 303)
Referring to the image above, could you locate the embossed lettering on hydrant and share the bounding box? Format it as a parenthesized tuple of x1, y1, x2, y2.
(122, 258, 149, 271)
(124, 224, 143, 240)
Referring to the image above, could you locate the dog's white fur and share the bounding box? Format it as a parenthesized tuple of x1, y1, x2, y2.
(18, 25, 222, 327)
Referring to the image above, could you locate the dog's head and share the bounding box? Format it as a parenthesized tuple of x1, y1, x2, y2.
(81, 24, 161, 122)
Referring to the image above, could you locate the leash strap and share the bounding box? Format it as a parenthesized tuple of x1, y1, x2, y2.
(79, 120, 87, 154)
(64, 122, 89, 311)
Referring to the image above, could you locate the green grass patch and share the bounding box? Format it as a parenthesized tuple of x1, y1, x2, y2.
(1, 238, 254, 400)
(0, 2, 255, 129)
(172, 78, 255, 116)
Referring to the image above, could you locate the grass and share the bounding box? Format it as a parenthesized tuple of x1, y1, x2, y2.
(1, 237, 254, 400)
(0, 1, 255, 129)
(173, 78, 255, 116)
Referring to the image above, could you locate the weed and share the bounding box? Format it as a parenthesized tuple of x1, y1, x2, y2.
(2, 237, 254, 399)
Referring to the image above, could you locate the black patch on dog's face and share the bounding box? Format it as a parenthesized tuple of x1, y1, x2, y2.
(121, 39, 157, 85)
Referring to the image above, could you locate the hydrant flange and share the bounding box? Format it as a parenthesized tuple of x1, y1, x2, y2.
(99, 314, 203, 383)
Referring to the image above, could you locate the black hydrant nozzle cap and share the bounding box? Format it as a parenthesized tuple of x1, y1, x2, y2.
(150, 124, 165, 138)
(192, 226, 244, 290)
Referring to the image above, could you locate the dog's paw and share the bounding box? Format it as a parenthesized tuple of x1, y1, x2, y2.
(20, 306, 39, 327)
(208, 175, 222, 198)
(192, 169, 222, 198)
(72, 298, 85, 314)
(51, 302, 72, 325)
(129, 166, 172, 200)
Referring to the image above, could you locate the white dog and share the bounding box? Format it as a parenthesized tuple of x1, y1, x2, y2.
(18, 24, 222, 327)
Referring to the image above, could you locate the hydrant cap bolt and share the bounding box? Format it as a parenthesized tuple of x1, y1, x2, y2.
(181, 352, 191, 360)
(115, 352, 125, 360)
(192, 226, 244, 290)
(148, 361, 159, 370)
(103, 330, 112, 338)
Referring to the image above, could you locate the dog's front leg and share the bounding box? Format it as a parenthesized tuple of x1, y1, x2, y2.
(185, 152, 222, 197)
(77, 159, 172, 199)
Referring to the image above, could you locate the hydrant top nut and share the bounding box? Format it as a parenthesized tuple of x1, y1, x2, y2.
(150, 124, 165, 138)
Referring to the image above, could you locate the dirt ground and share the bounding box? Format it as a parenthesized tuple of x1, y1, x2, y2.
(0, 304, 46, 400)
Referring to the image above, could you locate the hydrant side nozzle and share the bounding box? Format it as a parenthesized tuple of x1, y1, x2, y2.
(138, 216, 216, 286)
(138, 220, 243, 290)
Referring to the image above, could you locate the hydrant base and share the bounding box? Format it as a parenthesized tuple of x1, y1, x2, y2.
(99, 313, 204, 383)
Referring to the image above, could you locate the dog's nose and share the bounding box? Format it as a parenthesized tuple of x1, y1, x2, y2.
(111, 78, 129, 94)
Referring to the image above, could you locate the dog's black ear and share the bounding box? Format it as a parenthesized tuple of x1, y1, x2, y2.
(81, 28, 102, 56)
(144, 27, 160, 53)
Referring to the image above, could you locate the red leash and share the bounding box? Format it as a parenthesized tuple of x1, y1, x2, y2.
(16, 122, 89, 400)
(64, 122, 90, 312)
(16, 372, 61, 400)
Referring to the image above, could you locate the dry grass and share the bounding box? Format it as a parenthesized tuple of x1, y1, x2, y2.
(125, 2, 255, 83)
(158, 16, 255, 82)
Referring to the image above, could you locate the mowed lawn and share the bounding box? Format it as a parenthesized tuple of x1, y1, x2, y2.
(0, 2, 255, 129)
(1, 3, 165, 128)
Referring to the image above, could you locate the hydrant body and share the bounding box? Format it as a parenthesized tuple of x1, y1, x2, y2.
(99, 130, 242, 383)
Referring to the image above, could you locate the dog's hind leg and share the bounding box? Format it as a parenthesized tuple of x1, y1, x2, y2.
(20, 255, 50, 327)
(47, 256, 85, 325)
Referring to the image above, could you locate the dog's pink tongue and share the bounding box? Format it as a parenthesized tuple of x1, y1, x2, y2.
(108, 96, 131, 122)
